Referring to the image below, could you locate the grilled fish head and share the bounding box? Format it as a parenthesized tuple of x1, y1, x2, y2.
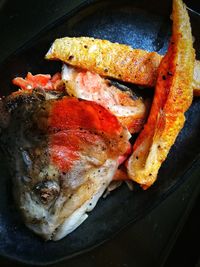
(0, 89, 130, 240)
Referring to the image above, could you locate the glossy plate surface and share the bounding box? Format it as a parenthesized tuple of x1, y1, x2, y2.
(0, 0, 200, 265)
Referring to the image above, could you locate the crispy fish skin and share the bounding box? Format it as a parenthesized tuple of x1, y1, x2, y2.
(45, 37, 161, 87)
(127, 0, 195, 188)
(45, 37, 200, 96)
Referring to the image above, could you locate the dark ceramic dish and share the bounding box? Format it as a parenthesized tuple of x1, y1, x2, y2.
(0, 0, 200, 265)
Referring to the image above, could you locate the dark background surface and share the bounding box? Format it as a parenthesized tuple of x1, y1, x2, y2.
(0, 0, 200, 266)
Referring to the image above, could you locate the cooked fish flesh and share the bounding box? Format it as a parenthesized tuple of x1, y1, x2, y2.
(127, 0, 195, 188)
(0, 89, 130, 240)
(11, 67, 147, 134)
(12, 72, 61, 91)
(61, 64, 147, 133)
(45, 37, 200, 96)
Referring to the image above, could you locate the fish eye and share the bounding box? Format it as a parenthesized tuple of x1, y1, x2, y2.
(34, 180, 60, 205)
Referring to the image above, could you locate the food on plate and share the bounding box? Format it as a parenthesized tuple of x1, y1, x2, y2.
(12, 72, 61, 91)
(0, 90, 130, 240)
(45, 36, 161, 88)
(193, 61, 200, 96)
(127, 0, 195, 188)
(61, 64, 147, 133)
(0, 0, 196, 240)
(45, 37, 200, 96)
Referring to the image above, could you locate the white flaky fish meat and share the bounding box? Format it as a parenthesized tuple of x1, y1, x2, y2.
(61, 64, 147, 134)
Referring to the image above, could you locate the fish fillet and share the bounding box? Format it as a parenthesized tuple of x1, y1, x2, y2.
(61, 64, 147, 133)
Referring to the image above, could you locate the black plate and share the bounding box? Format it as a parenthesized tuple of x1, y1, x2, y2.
(0, 0, 200, 265)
